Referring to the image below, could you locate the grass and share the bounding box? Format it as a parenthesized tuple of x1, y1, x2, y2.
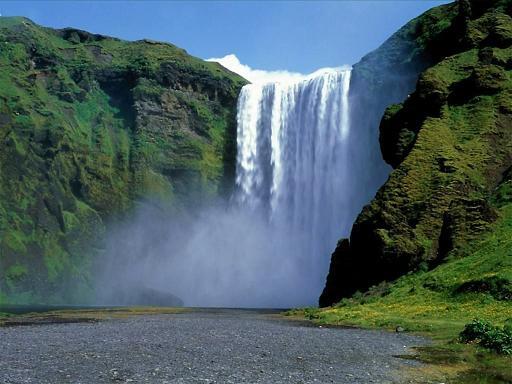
(0, 16, 246, 303)
(288, 203, 512, 383)
(399, 343, 512, 384)
(0, 306, 187, 327)
(316, 10, 512, 383)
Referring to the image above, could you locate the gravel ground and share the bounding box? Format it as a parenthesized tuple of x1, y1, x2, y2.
(0, 308, 429, 384)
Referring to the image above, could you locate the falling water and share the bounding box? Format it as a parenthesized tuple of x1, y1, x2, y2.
(233, 69, 353, 303)
(97, 66, 357, 308)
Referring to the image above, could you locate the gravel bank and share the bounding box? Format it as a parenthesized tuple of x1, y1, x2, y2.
(0, 308, 428, 383)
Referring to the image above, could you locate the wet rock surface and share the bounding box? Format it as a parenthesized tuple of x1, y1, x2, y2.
(0, 309, 428, 383)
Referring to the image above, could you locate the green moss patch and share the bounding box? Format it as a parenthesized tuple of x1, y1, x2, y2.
(0, 16, 246, 303)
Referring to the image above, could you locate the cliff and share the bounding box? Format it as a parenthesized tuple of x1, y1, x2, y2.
(0, 17, 246, 303)
(342, 1, 463, 238)
(321, 0, 512, 306)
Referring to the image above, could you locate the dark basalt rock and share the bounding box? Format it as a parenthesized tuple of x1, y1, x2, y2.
(436, 198, 497, 264)
(470, 64, 508, 94)
(57, 28, 111, 44)
(319, 239, 353, 307)
(321, 0, 512, 307)
(0, 17, 246, 303)
(455, 276, 512, 301)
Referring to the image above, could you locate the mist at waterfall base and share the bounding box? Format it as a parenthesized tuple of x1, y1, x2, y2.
(96, 55, 381, 308)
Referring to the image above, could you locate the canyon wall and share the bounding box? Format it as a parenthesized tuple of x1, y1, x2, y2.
(0, 17, 246, 303)
(321, 0, 512, 306)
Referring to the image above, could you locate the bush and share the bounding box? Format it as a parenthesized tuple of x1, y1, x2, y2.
(303, 308, 320, 320)
(460, 319, 512, 355)
(460, 319, 494, 342)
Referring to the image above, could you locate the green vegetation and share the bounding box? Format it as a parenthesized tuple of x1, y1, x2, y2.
(0, 17, 246, 304)
(288, 202, 512, 381)
(321, 0, 512, 305)
(292, 197, 511, 327)
(312, 1, 512, 382)
(0, 306, 187, 326)
(460, 319, 512, 355)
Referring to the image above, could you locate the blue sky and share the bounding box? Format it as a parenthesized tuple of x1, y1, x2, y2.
(0, 1, 451, 73)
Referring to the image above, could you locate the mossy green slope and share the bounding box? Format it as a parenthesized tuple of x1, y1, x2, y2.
(0, 17, 246, 304)
(321, 0, 512, 306)
(314, 1, 512, 377)
(291, 201, 512, 381)
(291, 185, 512, 382)
(300, 201, 511, 332)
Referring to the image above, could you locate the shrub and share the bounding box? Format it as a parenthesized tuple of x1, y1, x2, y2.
(303, 308, 320, 320)
(460, 319, 512, 355)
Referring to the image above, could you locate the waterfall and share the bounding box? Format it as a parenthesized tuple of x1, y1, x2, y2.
(97, 61, 358, 309)
(233, 69, 353, 302)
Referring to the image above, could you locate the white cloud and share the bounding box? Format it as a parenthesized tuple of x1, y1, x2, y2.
(206, 54, 349, 85)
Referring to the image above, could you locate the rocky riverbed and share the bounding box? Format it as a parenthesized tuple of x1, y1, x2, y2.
(0, 308, 428, 383)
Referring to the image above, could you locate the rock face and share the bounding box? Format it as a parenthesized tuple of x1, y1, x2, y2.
(0, 17, 246, 303)
(343, 0, 461, 243)
(321, 0, 512, 307)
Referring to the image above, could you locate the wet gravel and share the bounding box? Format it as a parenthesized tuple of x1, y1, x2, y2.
(0, 308, 428, 383)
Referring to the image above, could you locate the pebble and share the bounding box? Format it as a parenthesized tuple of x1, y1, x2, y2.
(0, 309, 428, 383)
